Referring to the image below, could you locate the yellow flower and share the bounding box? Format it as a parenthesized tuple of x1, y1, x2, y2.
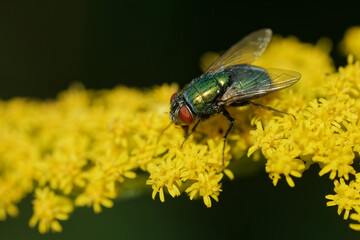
(146, 137, 232, 206)
(186, 171, 223, 208)
(247, 120, 281, 157)
(75, 168, 117, 213)
(146, 157, 183, 202)
(326, 178, 360, 220)
(0, 179, 20, 220)
(264, 145, 304, 187)
(36, 133, 89, 194)
(29, 187, 73, 234)
(349, 207, 360, 231)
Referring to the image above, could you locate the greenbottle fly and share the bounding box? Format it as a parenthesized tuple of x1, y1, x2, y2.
(169, 29, 301, 162)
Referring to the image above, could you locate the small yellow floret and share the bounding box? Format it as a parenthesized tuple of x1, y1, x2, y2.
(29, 188, 73, 234)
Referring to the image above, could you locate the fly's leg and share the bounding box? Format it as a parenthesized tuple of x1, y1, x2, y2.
(156, 122, 172, 145)
(230, 101, 249, 107)
(222, 109, 234, 166)
(160, 122, 172, 137)
(181, 125, 189, 138)
(249, 101, 296, 119)
(181, 118, 201, 148)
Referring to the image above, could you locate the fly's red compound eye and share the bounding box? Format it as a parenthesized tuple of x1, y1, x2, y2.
(178, 106, 193, 124)
(170, 93, 178, 102)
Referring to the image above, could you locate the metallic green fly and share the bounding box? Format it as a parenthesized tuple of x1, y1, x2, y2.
(169, 29, 301, 162)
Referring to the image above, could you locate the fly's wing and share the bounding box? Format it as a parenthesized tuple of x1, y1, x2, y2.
(219, 66, 301, 105)
(205, 29, 272, 75)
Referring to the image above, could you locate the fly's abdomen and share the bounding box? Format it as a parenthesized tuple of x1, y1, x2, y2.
(220, 64, 272, 103)
(225, 64, 271, 91)
(183, 72, 229, 115)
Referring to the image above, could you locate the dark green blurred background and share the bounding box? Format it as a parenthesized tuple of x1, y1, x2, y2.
(0, 0, 360, 239)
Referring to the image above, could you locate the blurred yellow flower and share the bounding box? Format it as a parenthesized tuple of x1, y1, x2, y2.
(340, 26, 360, 60)
(1, 27, 360, 233)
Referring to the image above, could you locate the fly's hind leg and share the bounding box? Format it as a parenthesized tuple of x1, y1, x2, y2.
(222, 109, 235, 166)
(249, 101, 296, 119)
(230, 101, 249, 107)
(181, 118, 201, 148)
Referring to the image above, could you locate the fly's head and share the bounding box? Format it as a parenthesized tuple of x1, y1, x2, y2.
(169, 92, 194, 125)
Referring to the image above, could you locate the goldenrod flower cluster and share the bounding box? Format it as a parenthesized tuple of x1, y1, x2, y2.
(1, 28, 360, 233)
(250, 38, 360, 230)
(0, 81, 234, 233)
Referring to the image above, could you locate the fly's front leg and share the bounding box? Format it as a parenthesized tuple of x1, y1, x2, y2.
(181, 125, 189, 138)
(160, 122, 172, 137)
(222, 109, 234, 166)
(181, 119, 201, 148)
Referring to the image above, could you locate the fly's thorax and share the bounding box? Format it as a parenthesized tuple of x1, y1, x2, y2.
(182, 72, 229, 115)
